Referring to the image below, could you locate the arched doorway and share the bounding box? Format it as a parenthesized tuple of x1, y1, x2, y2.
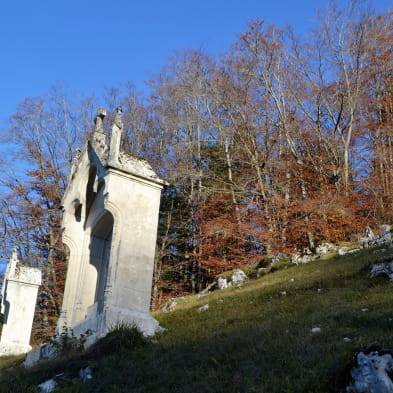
(89, 211, 114, 313)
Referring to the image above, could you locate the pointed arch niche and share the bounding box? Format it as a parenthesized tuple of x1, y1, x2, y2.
(89, 211, 113, 313)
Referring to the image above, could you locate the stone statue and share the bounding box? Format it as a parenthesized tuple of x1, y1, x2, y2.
(109, 107, 124, 165)
(94, 107, 107, 134)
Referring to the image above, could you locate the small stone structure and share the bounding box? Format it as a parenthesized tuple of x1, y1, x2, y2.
(56, 107, 166, 344)
(0, 249, 41, 355)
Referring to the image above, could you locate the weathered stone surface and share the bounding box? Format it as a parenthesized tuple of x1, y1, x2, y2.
(0, 249, 41, 356)
(79, 367, 93, 381)
(315, 242, 335, 256)
(346, 349, 393, 393)
(217, 277, 231, 290)
(231, 269, 248, 284)
(363, 225, 392, 248)
(292, 254, 314, 264)
(161, 299, 178, 313)
(24, 343, 58, 368)
(370, 261, 393, 280)
(38, 379, 57, 393)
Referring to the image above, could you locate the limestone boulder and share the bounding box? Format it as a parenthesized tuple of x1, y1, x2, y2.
(231, 269, 248, 284)
(161, 299, 178, 313)
(344, 347, 393, 393)
(370, 261, 393, 280)
(217, 277, 231, 290)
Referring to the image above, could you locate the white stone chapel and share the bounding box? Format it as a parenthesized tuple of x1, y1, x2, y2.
(57, 107, 165, 343)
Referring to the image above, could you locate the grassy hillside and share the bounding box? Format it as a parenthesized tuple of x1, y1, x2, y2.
(1, 245, 393, 392)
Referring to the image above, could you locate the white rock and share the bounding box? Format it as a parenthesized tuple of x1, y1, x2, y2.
(362, 308, 369, 312)
(217, 277, 231, 290)
(343, 337, 352, 342)
(231, 269, 248, 284)
(79, 367, 93, 381)
(197, 304, 209, 312)
(310, 327, 321, 333)
(288, 278, 295, 283)
(38, 379, 57, 393)
(371, 262, 393, 280)
(338, 247, 348, 256)
(316, 242, 336, 255)
(161, 299, 178, 313)
(346, 351, 393, 393)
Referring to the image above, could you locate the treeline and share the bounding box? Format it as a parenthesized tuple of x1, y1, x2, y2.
(0, 1, 392, 338)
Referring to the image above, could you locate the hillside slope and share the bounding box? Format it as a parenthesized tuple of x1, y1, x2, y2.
(1, 245, 393, 392)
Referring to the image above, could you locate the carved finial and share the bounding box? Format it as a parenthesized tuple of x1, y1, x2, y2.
(109, 106, 124, 166)
(113, 107, 123, 132)
(94, 107, 107, 133)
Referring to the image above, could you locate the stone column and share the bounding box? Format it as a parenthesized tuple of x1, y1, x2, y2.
(0, 250, 41, 356)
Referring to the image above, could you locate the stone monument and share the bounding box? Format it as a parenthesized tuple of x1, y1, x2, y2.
(0, 249, 41, 355)
(56, 107, 166, 344)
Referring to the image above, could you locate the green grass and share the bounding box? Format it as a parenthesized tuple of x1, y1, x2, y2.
(1, 246, 393, 392)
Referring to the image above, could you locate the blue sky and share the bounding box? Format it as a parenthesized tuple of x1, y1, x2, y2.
(0, 0, 392, 131)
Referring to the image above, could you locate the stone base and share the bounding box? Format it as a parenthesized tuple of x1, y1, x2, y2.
(24, 307, 164, 367)
(0, 342, 32, 356)
(23, 343, 58, 368)
(104, 306, 165, 336)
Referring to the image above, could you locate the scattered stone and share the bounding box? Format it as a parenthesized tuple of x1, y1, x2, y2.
(161, 299, 178, 313)
(79, 367, 93, 381)
(345, 347, 393, 393)
(363, 224, 392, 248)
(362, 308, 369, 313)
(271, 253, 290, 263)
(197, 293, 207, 299)
(288, 278, 295, 283)
(315, 242, 336, 256)
(38, 379, 57, 393)
(281, 291, 287, 296)
(343, 337, 352, 342)
(292, 254, 313, 264)
(311, 327, 321, 333)
(338, 247, 349, 256)
(370, 261, 393, 280)
(231, 269, 248, 284)
(198, 304, 209, 312)
(217, 277, 231, 290)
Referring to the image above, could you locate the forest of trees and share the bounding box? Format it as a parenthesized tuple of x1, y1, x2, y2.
(0, 1, 392, 341)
